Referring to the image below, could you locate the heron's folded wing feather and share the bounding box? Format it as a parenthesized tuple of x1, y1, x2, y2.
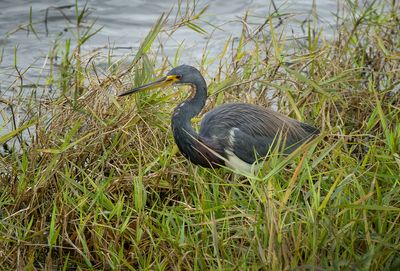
(199, 103, 319, 164)
(200, 103, 318, 140)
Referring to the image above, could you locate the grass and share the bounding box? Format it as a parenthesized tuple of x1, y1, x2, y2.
(1, 0, 399, 270)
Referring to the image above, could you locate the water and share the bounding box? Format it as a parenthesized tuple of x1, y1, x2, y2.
(0, 0, 338, 149)
(0, 0, 339, 88)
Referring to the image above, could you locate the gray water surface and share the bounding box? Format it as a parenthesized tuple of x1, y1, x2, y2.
(0, 0, 339, 90)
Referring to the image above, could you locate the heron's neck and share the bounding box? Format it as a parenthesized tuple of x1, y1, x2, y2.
(171, 79, 207, 155)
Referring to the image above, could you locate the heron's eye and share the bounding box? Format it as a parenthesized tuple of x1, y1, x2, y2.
(176, 75, 182, 80)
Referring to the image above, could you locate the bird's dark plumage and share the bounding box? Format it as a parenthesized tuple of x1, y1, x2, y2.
(199, 103, 319, 165)
(119, 65, 319, 173)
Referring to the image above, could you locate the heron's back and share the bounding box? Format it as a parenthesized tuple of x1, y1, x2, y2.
(199, 103, 319, 164)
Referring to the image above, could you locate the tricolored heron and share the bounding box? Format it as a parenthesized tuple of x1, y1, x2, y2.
(118, 65, 319, 173)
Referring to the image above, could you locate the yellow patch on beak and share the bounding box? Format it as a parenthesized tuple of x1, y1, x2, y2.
(165, 74, 181, 83)
(118, 74, 181, 97)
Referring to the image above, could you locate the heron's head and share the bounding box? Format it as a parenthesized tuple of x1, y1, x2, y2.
(118, 65, 203, 97)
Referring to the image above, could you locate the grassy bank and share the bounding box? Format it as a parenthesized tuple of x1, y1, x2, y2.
(1, 1, 399, 270)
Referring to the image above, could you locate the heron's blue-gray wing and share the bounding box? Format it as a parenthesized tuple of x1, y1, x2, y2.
(199, 103, 318, 164)
(188, 136, 225, 167)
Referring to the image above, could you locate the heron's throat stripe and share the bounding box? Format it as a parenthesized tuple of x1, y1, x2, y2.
(188, 84, 197, 99)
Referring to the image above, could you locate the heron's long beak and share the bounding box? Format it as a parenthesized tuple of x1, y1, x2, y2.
(118, 75, 180, 97)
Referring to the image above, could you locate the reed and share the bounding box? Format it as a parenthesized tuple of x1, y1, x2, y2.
(0, 1, 399, 270)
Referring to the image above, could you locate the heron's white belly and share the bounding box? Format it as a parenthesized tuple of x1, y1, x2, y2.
(224, 128, 261, 174)
(225, 150, 260, 174)
(225, 128, 252, 173)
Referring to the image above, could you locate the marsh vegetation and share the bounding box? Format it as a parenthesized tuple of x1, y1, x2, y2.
(0, 1, 399, 270)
